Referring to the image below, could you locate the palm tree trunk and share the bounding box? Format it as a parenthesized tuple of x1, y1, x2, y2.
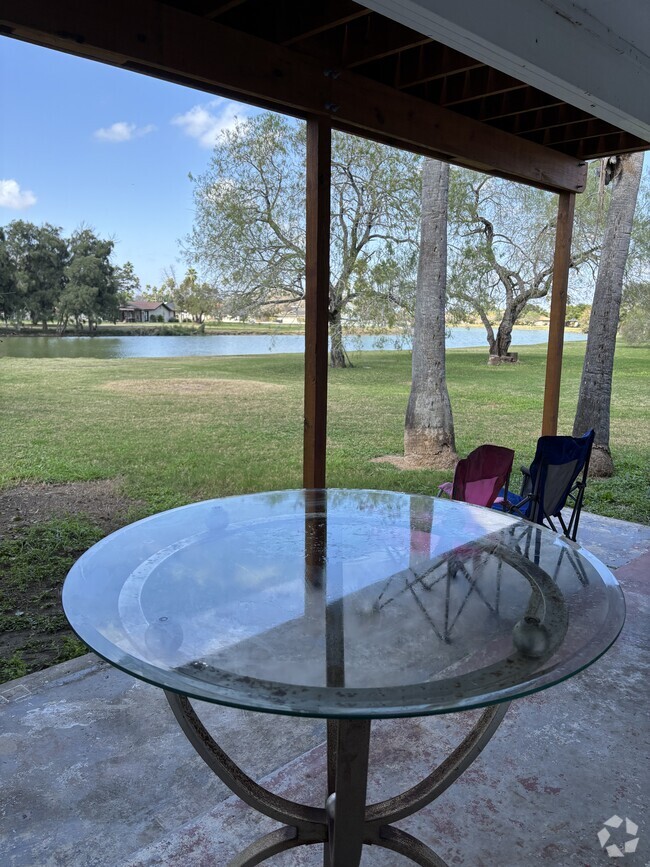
(573, 152, 644, 476)
(404, 159, 457, 468)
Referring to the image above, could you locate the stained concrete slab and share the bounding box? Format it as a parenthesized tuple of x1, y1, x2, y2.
(112, 553, 650, 866)
(0, 513, 648, 867)
(571, 511, 650, 570)
(0, 662, 326, 866)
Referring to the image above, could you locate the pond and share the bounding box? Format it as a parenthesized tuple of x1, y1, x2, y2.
(0, 328, 586, 359)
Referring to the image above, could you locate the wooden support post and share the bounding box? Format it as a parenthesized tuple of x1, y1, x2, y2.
(542, 190, 576, 436)
(303, 118, 331, 489)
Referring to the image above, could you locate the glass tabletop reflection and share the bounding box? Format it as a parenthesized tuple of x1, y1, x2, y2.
(62, 489, 625, 718)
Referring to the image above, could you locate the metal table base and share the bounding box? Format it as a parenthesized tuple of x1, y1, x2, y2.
(165, 692, 510, 866)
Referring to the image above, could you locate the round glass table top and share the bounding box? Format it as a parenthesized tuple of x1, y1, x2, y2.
(62, 489, 625, 718)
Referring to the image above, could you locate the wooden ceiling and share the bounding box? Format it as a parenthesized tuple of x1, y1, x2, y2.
(167, 0, 647, 161)
(2, 0, 648, 194)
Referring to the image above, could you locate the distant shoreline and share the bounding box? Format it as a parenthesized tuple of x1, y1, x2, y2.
(1, 321, 584, 338)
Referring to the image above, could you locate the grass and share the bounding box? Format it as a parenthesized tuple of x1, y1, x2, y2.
(0, 341, 647, 517)
(0, 517, 104, 682)
(0, 340, 647, 681)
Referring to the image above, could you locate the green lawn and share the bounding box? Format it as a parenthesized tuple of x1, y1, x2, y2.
(1, 341, 648, 520)
(1, 341, 648, 682)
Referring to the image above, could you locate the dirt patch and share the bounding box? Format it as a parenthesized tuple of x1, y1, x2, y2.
(101, 377, 285, 397)
(0, 478, 144, 538)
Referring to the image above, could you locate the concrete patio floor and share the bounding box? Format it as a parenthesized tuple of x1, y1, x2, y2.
(1, 511, 649, 867)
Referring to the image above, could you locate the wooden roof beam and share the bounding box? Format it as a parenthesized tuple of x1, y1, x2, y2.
(395, 43, 483, 89)
(204, 1, 247, 19)
(290, 21, 430, 71)
(167, 0, 246, 18)
(571, 132, 648, 160)
(280, 2, 370, 46)
(340, 16, 430, 68)
(495, 103, 591, 136)
(539, 119, 621, 148)
(0, 0, 587, 193)
(477, 90, 565, 123)
(436, 68, 529, 108)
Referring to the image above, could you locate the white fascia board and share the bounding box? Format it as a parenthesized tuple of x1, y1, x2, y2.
(361, 0, 650, 144)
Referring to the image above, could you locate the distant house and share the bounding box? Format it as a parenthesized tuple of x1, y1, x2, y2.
(532, 316, 551, 327)
(118, 300, 175, 323)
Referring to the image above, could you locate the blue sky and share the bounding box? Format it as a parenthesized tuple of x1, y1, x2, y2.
(0, 37, 256, 288)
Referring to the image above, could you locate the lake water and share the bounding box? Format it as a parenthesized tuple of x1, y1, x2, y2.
(0, 328, 586, 359)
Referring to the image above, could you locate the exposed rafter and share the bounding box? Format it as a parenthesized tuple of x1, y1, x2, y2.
(1, 0, 646, 178)
(0, 0, 590, 192)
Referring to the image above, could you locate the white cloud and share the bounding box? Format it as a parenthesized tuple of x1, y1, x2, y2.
(171, 99, 245, 148)
(0, 179, 37, 210)
(93, 121, 156, 142)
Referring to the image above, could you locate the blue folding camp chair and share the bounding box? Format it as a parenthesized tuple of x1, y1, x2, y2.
(494, 429, 594, 541)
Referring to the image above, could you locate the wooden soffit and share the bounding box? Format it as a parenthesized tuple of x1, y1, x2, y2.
(4, 0, 637, 193)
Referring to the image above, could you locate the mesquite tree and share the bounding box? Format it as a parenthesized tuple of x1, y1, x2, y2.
(447, 171, 599, 357)
(185, 113, 420, 367)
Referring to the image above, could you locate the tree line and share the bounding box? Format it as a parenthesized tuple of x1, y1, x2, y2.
(0, 222, 129, 333)
(0, 221, 223, 331)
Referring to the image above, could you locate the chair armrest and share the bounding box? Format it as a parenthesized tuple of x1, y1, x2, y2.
(520, 465, 531, 477)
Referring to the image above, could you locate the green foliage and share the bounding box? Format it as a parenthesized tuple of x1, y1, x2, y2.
(0, 226, 19, 321)
(59, 227, 119, 331)
(115, 260, 141, 307)
(57, 635, 88, 663)
(0, 652, 28, 682)
(3, 220, 137, 330)
(158, 267, 221, 322)
(5, 220, 68, 330)
(185, 112, 421, 357)
(565, 303, 590, 320)
(0, 516, 104, 591)
(619, 281, 650, 344)
(446, 166, 601, 355)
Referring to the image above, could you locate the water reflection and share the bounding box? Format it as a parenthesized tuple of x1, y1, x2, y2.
(1, 328, 588, 359)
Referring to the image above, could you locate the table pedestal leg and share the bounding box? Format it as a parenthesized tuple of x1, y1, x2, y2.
(164, 692, 509, 866)
(326, 719, 371, 866)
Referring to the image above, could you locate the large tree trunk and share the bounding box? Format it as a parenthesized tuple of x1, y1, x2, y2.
(573, 152, 644, 477)
(329, 308, 351, 368)
(494, 319, 514, 357)
(404, 159, 457, 468)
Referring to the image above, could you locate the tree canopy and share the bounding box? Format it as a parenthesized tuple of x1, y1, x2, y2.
(184, 112, 421, 366)
(5, 221, 69, 331)
(58, 228, 119, 332)
(1, 221, 135, 331)
(445, 169, 601, 356)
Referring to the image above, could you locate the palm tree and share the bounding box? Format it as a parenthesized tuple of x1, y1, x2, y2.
(573, 152, 645, 476)
(404, 159, 457, 468)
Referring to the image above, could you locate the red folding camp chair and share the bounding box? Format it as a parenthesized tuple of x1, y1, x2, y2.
(438, 444, 515, 508)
